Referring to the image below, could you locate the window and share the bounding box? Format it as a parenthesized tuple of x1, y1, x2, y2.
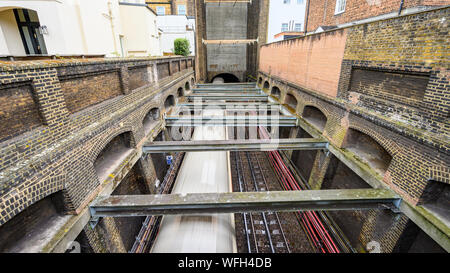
(177, 5, 186, 15)
(294, 23, 302, 31)
(297, 0, 304, 4)
(156, 6, 165, 15)
(283, 0, 291, 4)
(335, 0, 346, 14)
(281, 23, 288, 32)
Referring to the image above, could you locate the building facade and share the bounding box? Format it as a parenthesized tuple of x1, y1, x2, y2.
(0, 0, 162, 58)
(146, 0, 194, 16)
(157, 15, 195, 55)
(267, 0, 307, 43)
(305, 0, 449, 33)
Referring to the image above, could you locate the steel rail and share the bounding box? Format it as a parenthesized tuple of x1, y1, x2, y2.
(245, 151, 275, 253)
(253, 152, 291, 253)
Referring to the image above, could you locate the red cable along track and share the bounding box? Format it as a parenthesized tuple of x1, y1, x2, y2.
(259, 126, 340, 253)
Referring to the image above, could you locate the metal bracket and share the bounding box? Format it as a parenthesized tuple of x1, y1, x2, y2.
(391, 198, 403, 213)
(89, 216, 100, 229)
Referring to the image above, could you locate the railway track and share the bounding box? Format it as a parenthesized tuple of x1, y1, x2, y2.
(232, 150, 290, 253)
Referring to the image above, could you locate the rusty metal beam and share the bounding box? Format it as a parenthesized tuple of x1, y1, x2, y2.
(89, 189, 401, 218)
(143, 138, 328, 153)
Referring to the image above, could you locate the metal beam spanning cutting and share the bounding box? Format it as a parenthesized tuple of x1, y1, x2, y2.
(143, 138, 328, 153)
(187, 94, 268, 101)
(193, 88, 261, 93)
(195, 83, 255, 88)
(90, 189, 401, 217)
(178, 102, 279, 108)
(164, 115, 297, 126)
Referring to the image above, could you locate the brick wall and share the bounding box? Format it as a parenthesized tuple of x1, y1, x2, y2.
(0, 56, 194, 229)
(0, 81, 43, 142)
(60, 70, 123, 114)
(306, 0, 448, 32)
(259, 29, 347, 97)
(257, 7, 449, 252)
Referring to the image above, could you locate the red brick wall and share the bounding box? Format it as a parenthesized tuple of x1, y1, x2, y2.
(259, 29, 347, 98)
(306, 0, 448, 32)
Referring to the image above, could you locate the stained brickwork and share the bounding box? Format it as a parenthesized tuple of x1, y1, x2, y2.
(60, 70, 123, 114)
(0, 56, 194, 229)
(0, 81, 43, 142)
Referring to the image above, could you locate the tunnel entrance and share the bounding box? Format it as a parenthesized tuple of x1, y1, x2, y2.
(211, 73, 240, 83)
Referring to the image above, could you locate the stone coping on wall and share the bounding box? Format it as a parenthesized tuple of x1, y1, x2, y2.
(259, 71, 449, 155)
(0, 56, 195, 72)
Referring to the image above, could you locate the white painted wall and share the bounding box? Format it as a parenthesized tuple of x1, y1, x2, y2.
(0, 9, 25, 55)
(0, 0, 160, 57)
(267, 0, 306, 43)
(119, 4, 161, 56)
(157, 15, 195, 55)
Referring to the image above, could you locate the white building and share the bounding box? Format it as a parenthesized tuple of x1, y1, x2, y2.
(157, 15, 195, 56)
(267, 0, 307, 43)
(0, 0, 162, 57)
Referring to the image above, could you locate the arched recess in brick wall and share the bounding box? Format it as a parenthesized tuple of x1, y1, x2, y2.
(271, 86, 281, 99)
(418, 179, 449, 213)
(142, 107, 160, 136)
(164, 95, 175, 108)
(94, 131, 134, 182)
(342, 128, 393, 175)
(177, 87, 184, 97)
(302, 105, 328, 132)
(263, 81, 270, 89)
(191, 78, 195, 87)
(285, 93, 298, 110)
(0, 190, 65, 252)
(185, 81, 190, 91)
(258, 77, 262, 85)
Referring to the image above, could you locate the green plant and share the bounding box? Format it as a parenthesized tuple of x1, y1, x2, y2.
(173, 38, 190, 56)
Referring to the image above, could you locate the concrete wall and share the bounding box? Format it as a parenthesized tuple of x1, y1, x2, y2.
(205, 2, 248, 82)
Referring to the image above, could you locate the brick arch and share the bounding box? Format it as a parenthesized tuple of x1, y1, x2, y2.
(270, 85, 282, 98)
(164, 93, 176, 108)
(87, 125, 137, 163)
(428, 166, 450, 185)
(301, 102, 331, 120)
(0, 186, 66, 232)
(346, 124, 399, 157)
(137, 101, 162, 125)
(284, 91, 299, 109)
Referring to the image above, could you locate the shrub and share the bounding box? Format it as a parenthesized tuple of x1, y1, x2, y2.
(174, 38, 190, 56)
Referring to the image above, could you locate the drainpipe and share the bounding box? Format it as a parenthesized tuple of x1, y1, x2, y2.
(398, 0, 404, 15)
(304, 0, 310, 34)
(107, 1, 118, 55)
